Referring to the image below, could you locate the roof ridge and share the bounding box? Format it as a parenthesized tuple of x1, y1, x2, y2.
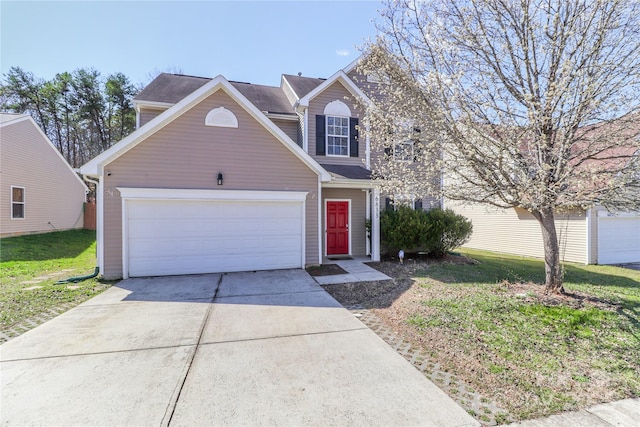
(164, 73, 212, 80)
(282, 73, 327, 81)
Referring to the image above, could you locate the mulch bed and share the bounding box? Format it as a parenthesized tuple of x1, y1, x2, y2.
(305, 264, 348, 276)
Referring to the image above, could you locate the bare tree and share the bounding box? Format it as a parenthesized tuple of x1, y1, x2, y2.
(359, 0, 640, 293)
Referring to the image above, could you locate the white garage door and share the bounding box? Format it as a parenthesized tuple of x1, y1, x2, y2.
(597, 212, 640, 264)
(124, 195, 305, 277)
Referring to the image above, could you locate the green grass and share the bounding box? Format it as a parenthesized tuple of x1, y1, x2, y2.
(407, 248, 640, 420)
(0, 229, 111, 329)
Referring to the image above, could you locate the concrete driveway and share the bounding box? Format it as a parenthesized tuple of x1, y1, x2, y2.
(1, 270, 478, 426)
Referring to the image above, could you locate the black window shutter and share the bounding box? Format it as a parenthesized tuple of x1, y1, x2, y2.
(316, 115, 326, 156)
(414, 199, 423, 211)
(349, 117, 359, 157)
(385, 197, 393, 210)
(384, 146, 393, 157)
(413, 140, 421, 162)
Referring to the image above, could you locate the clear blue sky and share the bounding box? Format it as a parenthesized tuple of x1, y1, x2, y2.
(1, 0, 382, 87)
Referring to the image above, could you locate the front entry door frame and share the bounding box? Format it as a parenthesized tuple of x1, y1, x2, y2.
(325, 199, 351, 256)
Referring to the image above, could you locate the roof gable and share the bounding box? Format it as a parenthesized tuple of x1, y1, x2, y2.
(297, 70, 371, 108)
(281, 74, 325, 99)
(0, 113, 29, 125)
(80, 76, 330, 181)
(0, 115, 88, 191)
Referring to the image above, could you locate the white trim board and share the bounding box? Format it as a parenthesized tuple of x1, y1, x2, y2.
(117, 188, 308, 202)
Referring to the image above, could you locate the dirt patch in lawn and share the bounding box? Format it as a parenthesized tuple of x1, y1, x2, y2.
(305, 264, 348, 276)
(324, 254, 476, 308)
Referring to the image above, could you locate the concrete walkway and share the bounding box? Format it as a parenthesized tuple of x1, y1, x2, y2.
(506, 398, 639, 427)
(313, 259, 392, 285)
(1, 270, 477, 426)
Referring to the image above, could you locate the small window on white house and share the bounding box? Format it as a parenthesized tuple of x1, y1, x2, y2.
(327, 116, 350, 156)
(11, 186, 25, 219)
(394, 140, 414, 162)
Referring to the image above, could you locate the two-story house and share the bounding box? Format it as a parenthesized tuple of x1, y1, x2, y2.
(80, 59, 395, 279)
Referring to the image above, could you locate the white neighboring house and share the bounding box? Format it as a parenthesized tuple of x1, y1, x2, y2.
(447, 202, 640, 265)
(446, 117, 640, 266)
(0, 113, 87, 237)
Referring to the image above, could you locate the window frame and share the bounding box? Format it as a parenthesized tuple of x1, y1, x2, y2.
(394, 140, 415, 162)
(386, 194, 418, 210)
(325, 115, 350, 157)
(11, 186, 25, 220)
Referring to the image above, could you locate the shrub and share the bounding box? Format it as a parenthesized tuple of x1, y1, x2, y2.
(380, 206, 472, 257)
(424, 208, 473, 257)
(380, 206, 432, 255)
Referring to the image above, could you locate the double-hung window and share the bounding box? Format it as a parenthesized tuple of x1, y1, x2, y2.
(11, 186, 25, 219)
(394, 140, 414, 162)
(326, 116, 349, 156)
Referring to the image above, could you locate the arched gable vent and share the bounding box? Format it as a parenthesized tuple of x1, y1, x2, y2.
(323, 100, 351, 117)
(205, 107, 238, 128)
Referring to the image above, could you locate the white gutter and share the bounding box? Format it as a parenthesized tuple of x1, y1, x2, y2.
(586, 207, 593, 264)
(82, 175, 103, 276)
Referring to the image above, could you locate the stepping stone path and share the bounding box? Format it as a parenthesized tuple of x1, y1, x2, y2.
(347, 305, 511, 426)
(0, 302, 78, 345)
(4, 269, 85, 344)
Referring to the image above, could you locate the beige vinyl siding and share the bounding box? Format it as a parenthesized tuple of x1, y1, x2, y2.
(0, 118, 86, 237)
(269, 118, 298, 143)
(138, 107, 167, 128)
(102, 90, 319, 279)
(448, 202, 588, 264)
(307, 81, 366, 166)
(322, 188, 367, 257)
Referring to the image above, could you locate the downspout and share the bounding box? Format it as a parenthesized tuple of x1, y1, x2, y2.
(365, 119, 371, 170)
(83, 174, 102, 277)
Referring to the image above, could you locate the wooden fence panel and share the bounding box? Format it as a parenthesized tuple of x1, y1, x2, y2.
(84, 203, 96, 230)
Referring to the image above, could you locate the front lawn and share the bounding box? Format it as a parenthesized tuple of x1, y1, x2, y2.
(327, 249, 640, 422)
(0, 229, 111, 331)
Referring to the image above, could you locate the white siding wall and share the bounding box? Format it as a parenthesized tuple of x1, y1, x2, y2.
(449, 202, 588, 264)
(0, 118, 86, 237)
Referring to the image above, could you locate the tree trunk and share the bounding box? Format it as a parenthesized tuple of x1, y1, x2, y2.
(532, 208, 565, 294)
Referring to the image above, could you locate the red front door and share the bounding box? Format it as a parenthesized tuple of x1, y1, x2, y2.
(326, 201, 349, 255)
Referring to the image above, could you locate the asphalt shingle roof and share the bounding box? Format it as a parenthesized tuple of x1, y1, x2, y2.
(134, 73, 297, 115)
(229, 82, 295, 115)
(134, 73, 210, 104)
(282, 74, 325, 98)
(320, 164, 372, 180)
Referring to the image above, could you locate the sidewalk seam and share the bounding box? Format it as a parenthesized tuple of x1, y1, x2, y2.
(162, 274, 223, 427)
(197, 326, 370, 347)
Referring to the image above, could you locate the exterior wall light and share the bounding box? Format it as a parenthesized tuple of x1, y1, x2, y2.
(217, 172, 223, 185)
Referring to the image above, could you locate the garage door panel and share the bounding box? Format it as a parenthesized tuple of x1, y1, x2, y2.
(126, 198, 304, 277)
(598, 215, 640, 264)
